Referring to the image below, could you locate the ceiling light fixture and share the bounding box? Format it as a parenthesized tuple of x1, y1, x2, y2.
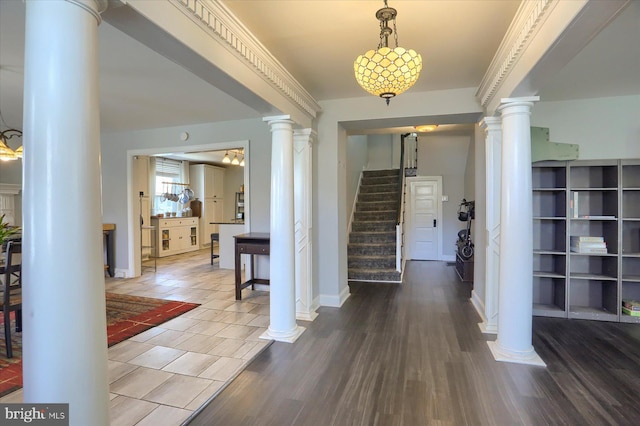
(231, 153, 240, 165)
(222, 151, 231, 163)
(414, 124, 438, 132)
(240, 156, 245, 167)
(0, 129, 23, 162)
(354, 0, 422, 105)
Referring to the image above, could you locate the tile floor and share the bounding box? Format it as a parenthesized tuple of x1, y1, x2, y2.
(0, 248, 272, 425)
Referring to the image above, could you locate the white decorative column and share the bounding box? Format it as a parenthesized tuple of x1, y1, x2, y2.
(261, 116, 305, 342)
(487, 97, 545, 367)
(294, 129, 317, 321)
(479, 117, 502, 335)
(22, 0, 110, 424)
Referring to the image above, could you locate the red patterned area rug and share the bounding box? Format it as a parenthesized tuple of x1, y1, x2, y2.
(0, 293, 199, 397)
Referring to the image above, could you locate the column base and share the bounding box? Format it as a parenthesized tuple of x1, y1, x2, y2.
(478, 321, 498, 335)
(487, 340, 546, 367)
(296, 310, 318, 322)
(259, 325, 306, 343)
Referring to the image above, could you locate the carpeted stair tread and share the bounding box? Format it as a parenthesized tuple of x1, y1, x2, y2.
(358, 192, 399, 202)
(349, 232, 396, 243)
(348, 243, 396, 255)
(348, 169, 402, 284)
(356, 201, 397, 211)
(348, 268, 401, 282)
(359, 183, 398, 194)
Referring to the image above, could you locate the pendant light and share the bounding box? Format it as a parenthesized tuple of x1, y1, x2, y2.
(0, 129, 22, 161)
(354, 0, 422, 105)
(222, 151, 231, 163)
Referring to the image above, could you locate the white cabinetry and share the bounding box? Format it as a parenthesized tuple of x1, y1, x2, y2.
(151, 217, 199, 257)
(189, 164, 225, 247)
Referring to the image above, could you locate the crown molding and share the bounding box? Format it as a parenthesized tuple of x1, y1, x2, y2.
(476, 0, 554, 110)
(172, 0, 321, 121)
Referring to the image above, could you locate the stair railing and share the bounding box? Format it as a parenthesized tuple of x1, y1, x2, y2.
(396, 134, 410, 272)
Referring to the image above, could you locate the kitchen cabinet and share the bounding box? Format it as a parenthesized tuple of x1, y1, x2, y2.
(151, 217, 199, 257)
(190, 164, 225, 247)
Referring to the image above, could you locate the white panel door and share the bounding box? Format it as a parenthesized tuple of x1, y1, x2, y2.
(409, 179, 439, 260)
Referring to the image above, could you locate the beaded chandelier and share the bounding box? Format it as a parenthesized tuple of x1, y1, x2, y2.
(354, 0, 422, 105)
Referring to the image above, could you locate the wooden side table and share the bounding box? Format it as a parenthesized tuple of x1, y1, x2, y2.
(234, 232, 270, 300)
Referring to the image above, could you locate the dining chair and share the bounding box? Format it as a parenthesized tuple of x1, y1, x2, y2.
(1, 240, 22, 358)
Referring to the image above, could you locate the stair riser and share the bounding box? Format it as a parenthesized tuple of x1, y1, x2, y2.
(358, 192, 399, 203)
(348, 244, 396, 255)
(356, 202, 397, 212)
(348, 270, 401, 282)
(352, 221, 396, 232)
(349, 233, 396, 243)
(348, 257, 396, 269)
(355, 211, 396, 221)
(359, 184, 398, 194)
(361, 176, 398, 186)
(363, 169, 399, 177)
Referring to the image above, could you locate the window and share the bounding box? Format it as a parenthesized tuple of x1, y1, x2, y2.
(154, 157, 183, 214)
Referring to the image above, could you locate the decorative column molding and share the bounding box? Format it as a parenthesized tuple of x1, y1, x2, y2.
(488, 96, 545, 367)
(479, 116, 502, 335)
(293, 129, 317, 321)
(261, 115, 305, 343)
(22, 0, 110, 424)
(65, 0, 108, 23)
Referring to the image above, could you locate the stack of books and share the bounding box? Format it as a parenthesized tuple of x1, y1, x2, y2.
(622, 300, 640, 317)
(570, 236, 607, 254)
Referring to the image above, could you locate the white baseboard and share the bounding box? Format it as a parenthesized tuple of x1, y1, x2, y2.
(114, 268, 130, 278)
(318, 285, 351, 307)
(470, 290, 486, 322)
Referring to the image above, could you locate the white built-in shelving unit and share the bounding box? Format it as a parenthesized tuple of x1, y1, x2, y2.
(532, 159, 640, 323)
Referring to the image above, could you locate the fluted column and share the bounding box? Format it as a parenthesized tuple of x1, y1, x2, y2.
(22, 0, 110, 424)
(261, 116, 305, 343)
(479, 117, 502, 335)
(293, 129, 317, 321)
(488, 97, 545, 366)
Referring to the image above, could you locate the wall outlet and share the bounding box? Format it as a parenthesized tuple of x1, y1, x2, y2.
(442, 195, 449, 202)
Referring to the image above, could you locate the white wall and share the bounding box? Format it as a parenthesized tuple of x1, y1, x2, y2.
(471, 124, 486, 303)
(101, 117, 272, 275)
(417, 135, 472, 259)
(532, 95, 640, 160)
(346, 135, 368, 226)
(367, 134, 394, 170)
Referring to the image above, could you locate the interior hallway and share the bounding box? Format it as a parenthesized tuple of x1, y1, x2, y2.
(188, 261, 640, 425)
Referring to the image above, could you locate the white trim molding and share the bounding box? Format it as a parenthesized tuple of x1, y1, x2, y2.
(173, 0, 321, 122)
(476, 0, 553, 110)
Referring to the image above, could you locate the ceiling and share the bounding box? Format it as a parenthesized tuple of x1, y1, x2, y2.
(0, 0, 638, 140)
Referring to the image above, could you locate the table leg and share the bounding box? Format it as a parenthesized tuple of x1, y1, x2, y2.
(235, 244, 242, 300)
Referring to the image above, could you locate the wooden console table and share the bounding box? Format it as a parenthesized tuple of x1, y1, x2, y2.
(234, 232, 270, 300)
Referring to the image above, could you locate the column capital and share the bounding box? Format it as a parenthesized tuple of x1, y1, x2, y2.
(64, 0, 108, 24)
(479, 116, 502, 132)
(293, 128, 317, 144)
(498, 96, 540, 114)
(263, 115, 293, 129)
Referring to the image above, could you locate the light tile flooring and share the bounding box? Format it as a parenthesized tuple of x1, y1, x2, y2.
(0, 248, 272, 425)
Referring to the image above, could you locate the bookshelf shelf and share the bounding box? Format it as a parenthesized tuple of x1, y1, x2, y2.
(532, 159, 640, 323)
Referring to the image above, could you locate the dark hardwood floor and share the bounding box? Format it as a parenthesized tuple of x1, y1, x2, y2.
(186, 261, 640, 425)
